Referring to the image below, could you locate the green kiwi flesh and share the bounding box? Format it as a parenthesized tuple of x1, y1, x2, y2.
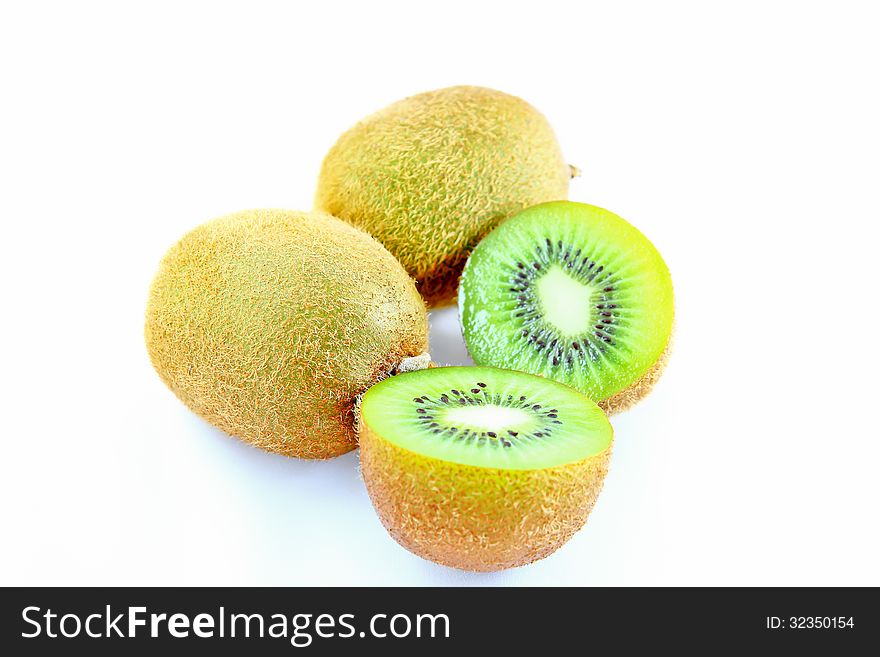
(459, 201, 674, 407)
(360, 366, 612, 470)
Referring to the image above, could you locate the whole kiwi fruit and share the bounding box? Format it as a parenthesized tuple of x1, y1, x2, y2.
(315, 85, 572, 307)
(145, 209, 428, 458)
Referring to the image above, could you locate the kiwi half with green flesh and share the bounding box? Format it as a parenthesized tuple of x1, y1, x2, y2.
(145, 209, 428, 459)
(459, 201, 673, 414)
(359, 366, 612, 572)
(315, 86, 572, 308)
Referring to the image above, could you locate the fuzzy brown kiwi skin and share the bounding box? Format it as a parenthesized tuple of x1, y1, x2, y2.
(413, 248, 471, 308)
(144, 209, 428, 459)
(598, 332, 673, 415)
(358, 420, 612, 572)
(315, 86, 571, 308)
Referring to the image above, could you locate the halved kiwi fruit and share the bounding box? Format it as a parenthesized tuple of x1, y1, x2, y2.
(459, 201, 674, 414)
(359, 366, 612, 572)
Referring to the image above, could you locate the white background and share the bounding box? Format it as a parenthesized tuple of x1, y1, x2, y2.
(1, 1, 878, 586)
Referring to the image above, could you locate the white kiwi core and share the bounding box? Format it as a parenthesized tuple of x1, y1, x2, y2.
(534, 266, 595, 337)
(442, 404, 533, 432)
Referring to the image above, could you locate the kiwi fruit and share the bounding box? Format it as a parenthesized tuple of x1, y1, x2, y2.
(315, 86, 572, 308)
(145, 209, 428, 458)
(359, 366, 613, 572)
(459, 201, 674, 414)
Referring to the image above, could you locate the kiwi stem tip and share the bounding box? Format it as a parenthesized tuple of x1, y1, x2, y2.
(396, 353, 432, 373)
(569, 164, 582, 179)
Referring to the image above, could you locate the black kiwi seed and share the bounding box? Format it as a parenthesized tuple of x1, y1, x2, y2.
(477, 382, 487, 388)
